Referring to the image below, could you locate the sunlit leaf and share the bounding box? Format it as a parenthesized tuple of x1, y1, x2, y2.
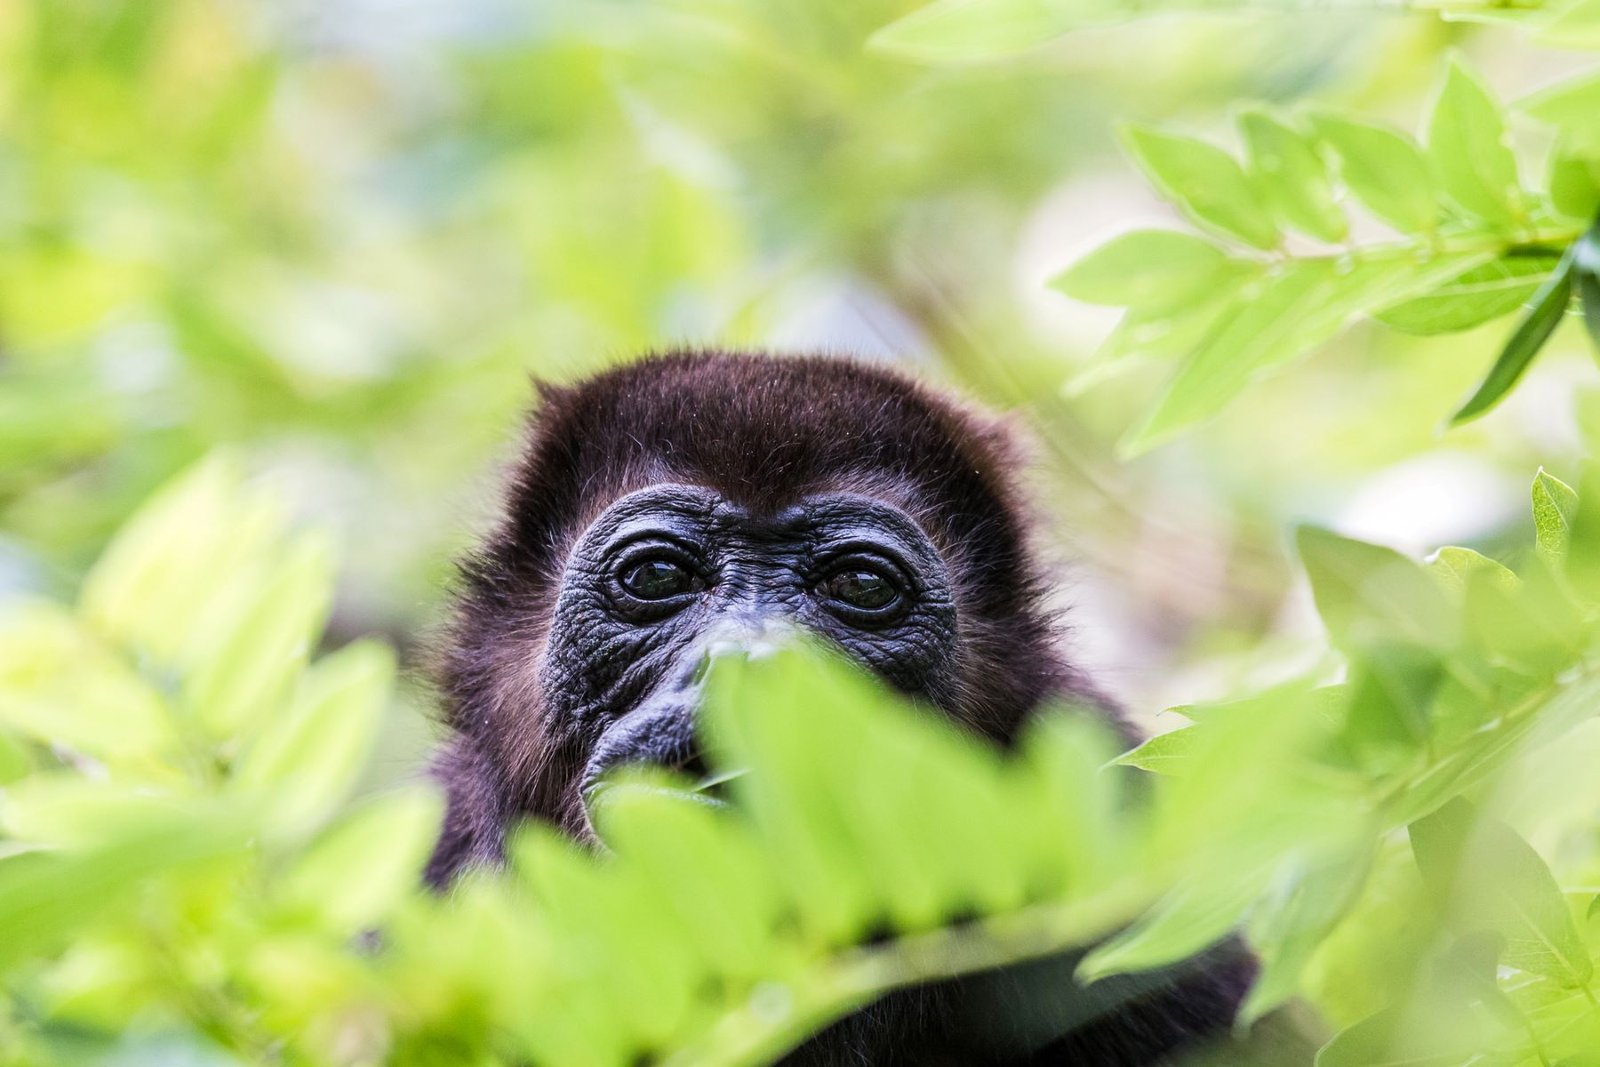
(1297, 526, 1458, 653)
(1410, 798, 1592, 986)
(1120, 125, 1280, 249)
(1375, 253, 1562, 335)
(1424, 57, 1522, 230)
(1310, 113, 1439, 233)
(1051, 230, 1237, 312)
(1533, 467, 1580, 562)
(1239, 109, 1347, 243)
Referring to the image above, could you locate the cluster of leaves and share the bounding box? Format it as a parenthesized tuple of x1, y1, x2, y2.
(1052, 57, 1600, 454)
(0, 459, 1255, 1066)
(10, 449, 1600, 1066)
(1120, 456, 1600, 1063)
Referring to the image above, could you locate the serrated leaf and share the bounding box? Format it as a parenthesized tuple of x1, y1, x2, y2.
(1051, 230, 1236, 312)
(1376, 253, 1562, 335)
(1533, 468, 1580, 562)
(1311, 113, 1439, 233)
(1240, 109, 1347, 243)
(1120, 125, 1280, 249)
(1410, 798, 1592, 986)
(1450, 246, 1576, 424)
(1296, 526, 1458, 653)
(1425, 57, 1522, 230)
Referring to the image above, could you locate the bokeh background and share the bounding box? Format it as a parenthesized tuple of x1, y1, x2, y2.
(3, 0, 1595, 760)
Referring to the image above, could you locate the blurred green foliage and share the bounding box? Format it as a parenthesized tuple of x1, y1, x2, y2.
(11, 0, 1600, 1064)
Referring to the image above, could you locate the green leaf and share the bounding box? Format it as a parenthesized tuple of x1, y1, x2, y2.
(1533, 467, 1580, 562)
(232, 640, 393, 836)
(1375, 253, 1563, 335)
(1240, 841, 1374, 1027)
(1311, 113, 1439, 233)
(1076, 871, 1265, 982)
(1340, 643, 1443, 764)
(182, 531, 333, 742)
(1296, 526, 1458, 653)
(1113, 724, 1200, 775)
(1239, 109, 1348, 243)
(1426, 546, 1518, 593)
(1121, 250, 1489, 454)
(1535, 0, 1600, 49)
(1424, 57, 1522, 230)
(1050, 230, 1235, 312)
(1450, 246, 1577, 424)
(1548, 145, 1600, 223)
(277, 788, 443, 935)
(1521, 72, 1600, 157)
(1411, 799, 1592, 986)
(1120, 124, 1281, 249)
(866, 0, 1088, 63)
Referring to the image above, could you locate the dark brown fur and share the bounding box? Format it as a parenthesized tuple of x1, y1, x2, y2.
(424, 350, 1274, 1065)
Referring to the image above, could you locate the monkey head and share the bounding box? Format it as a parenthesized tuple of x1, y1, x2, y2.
(428, 351, 1103, 879)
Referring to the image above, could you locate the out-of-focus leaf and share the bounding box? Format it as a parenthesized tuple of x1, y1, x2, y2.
(1521, 72, 1600, 156)
(1410, 798, 1592, 986)
(1375, 253, 1562, 335)
(183, 532, 332, 743)
(1536, 0, 1600, 49)
(1311, 113, 1439, 233)
(0, 807, 245, 970)
(1533, 468, 1580, 562)
(1549, 146, 1600, 223)
(80, 457, 286, 665)
(1120, 125, 1280, 249)
(0, 603, 175, 762)
(1076, 873, 1264, 982)
(1113, 725, 1200, 775)
(0, 730, 30, 785)
(1051, 230, 1237, 313)
(1340, 643, 1442, 766)
(1240, 840, 1375, 1027)
(866, 0, 1093, 62)
(1296, 527, 1458, 653)
(1314, 1002, 1493, 1067)
(593, 777, 786, 982)
(1425, 546, 1518, 593)
(1121, 250, 1489, 454)
(1239, 110, 1347, 243)
(1450, 246, 1576, 425)
(232, 640, 393, 835)
(1424, 57, 1522, 229)
(277, 788, 443, 935)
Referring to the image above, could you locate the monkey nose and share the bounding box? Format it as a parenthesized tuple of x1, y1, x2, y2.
(687, 618, 795, 686)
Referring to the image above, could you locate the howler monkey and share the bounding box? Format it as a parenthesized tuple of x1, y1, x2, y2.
(426, 351, 1270, 1066)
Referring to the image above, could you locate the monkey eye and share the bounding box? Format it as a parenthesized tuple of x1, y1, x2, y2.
(817, 564, 904, 618)
(619, 557, 703, 601)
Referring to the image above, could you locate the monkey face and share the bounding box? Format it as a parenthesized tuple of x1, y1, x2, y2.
(541, 483, 960, 812)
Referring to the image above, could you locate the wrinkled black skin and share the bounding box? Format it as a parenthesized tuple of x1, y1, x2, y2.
(425, 351, 1285, 1066)
(558, 483, 961, 812)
